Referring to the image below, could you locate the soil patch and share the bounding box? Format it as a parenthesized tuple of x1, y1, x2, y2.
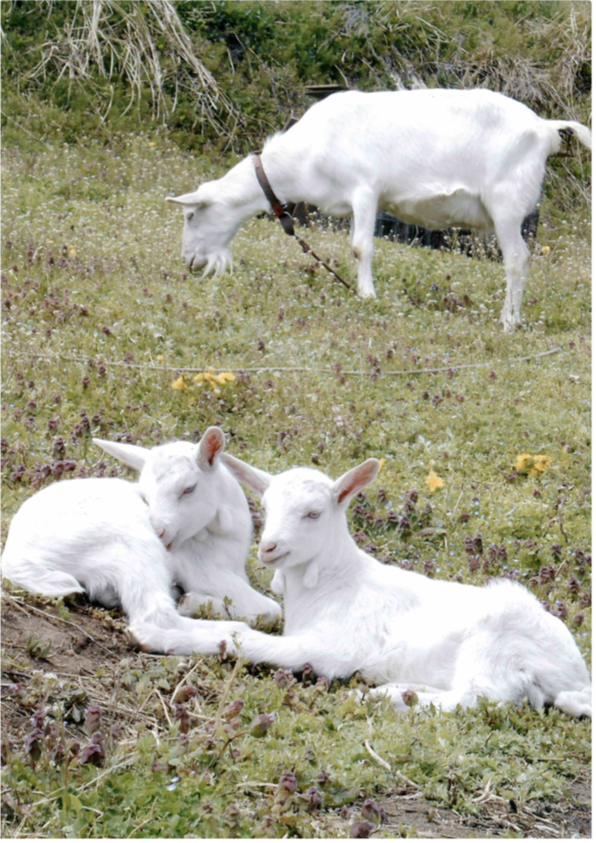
(2, 593, 129, 677)
(375, 778, 591, 838)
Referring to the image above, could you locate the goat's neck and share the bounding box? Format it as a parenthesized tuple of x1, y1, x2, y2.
(219, 138, 303, 221)
(218, 156, 271, 222)
(190, 469, 251, 545)
(260, 141, 306, 205)
(282, 528, 366, 633)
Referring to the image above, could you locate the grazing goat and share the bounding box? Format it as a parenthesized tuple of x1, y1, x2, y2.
(130, 454, 591, 718)
(2, 428, 279, 651)
(168, 88, 591, 330)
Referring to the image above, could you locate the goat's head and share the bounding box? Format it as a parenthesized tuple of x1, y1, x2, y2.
(167, 184, 235, 276)
(94, 427, 228, 552)
(222, 454, 380, 586)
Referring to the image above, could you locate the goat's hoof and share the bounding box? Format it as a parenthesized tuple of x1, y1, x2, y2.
(125, 626, 152, 653)
(401, 689, 419, 708)
(500, 313, 522, 332)
(125, 628, 146, 651)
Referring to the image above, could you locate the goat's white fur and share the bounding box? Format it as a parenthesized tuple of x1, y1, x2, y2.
(2, 428, 280, 650)
(130, 453, 591, 718)
(168, 88, 590, 331)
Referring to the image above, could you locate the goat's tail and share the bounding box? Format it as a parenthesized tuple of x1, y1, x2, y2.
(547, 120, 592, 151)
(553, 686, 592, 718)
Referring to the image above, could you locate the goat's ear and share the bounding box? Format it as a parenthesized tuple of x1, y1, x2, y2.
(197, 426, 226, 470)
(166, 190, 209, 208)
(93, 438, 150, 471)
(332, 458, 380, 508)
(166, 192, 209, 208)
(220, 453, 272, 497)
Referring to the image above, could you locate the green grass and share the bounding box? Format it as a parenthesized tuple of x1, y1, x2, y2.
(1, 133, 591, 838)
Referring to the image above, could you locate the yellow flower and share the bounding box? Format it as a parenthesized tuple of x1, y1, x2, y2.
(531, 455, 552, 474)
(426, 469, 444, 492)
(68, 246, 77, 258)
(514, 453, 552, 476)
(378, 458, 386, 473)
(171, 376, 187, 391)
(193, 370, 236, 390)
(514, 453, 532, 471)
(541, 245, 551, 256)
(214, 372, 236, 385)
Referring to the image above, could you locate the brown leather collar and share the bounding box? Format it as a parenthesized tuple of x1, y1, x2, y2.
(252, 153, 352, 291)
(253, 155, 295, 236)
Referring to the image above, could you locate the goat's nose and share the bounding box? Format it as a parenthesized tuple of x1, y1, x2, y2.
(158, 528, 166, 539)
(260, 541, 277, 555)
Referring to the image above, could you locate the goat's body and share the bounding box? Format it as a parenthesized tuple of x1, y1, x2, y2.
(172, 89, 590, 330)
(131, 546, 590, 716)
(265, 90, 548, 229)
(2, 478, 180, 625)
(232, 557, 590, 714)
(2, 465, 279, 638)
(132, 458, 591, 718)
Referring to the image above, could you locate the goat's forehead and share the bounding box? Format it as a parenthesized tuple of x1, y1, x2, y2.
(142, 444, 201, 486)
(264, 469, 333, 511)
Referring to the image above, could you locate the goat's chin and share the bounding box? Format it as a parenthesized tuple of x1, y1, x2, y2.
(202, 250, 233, 278)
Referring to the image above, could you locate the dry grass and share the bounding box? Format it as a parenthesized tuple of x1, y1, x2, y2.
(28, 0, 239, 129)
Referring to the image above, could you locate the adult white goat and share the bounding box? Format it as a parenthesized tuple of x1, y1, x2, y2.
(130, 455, 591, 718)
(168, 88, 591, 331)
(2, 428, 280, 650)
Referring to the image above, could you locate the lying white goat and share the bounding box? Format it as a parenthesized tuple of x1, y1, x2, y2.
(168, 88, 591, 331)
(130, 455, 591, 718)
(2, 428, 280, 649)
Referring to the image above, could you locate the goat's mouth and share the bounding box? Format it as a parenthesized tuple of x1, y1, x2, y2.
(260, 551, 289, 567)
(187, 250, 232, 278)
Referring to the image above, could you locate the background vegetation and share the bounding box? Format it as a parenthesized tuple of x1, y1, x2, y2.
(1, 1, 591, 838)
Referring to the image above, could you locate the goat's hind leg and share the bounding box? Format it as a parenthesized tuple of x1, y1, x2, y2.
(3, 565, 85, 599)
(492, 213, 531, 332)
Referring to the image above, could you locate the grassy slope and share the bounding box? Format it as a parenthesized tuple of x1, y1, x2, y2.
(1, 133, 591, 837)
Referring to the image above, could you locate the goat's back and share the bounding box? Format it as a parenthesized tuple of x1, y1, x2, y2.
(2, 478, 158, 583)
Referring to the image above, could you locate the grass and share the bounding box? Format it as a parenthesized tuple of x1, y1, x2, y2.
(1, 131, 591, 838)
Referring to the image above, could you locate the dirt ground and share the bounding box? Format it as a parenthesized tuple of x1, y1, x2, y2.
(375, 778, 591, 838)
(1, 595, 591, 839)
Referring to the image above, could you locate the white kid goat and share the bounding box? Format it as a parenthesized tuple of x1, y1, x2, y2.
(168, 88, 591, 331)
(2, 428, 280, 651)
(130, 455, 591, 718)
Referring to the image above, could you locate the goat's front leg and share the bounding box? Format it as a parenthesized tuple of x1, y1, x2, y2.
(179, 576, 282, 624)
(127, 617, 251, 655)
(350, 189, 378, 298)
(230, 628, 352, 677)
(178, 592, 229, 619)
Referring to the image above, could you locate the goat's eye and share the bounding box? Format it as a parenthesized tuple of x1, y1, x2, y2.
(306, 511, 320, 520)
(186, 212, 195, 222)
(181, 485, 196, 497)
